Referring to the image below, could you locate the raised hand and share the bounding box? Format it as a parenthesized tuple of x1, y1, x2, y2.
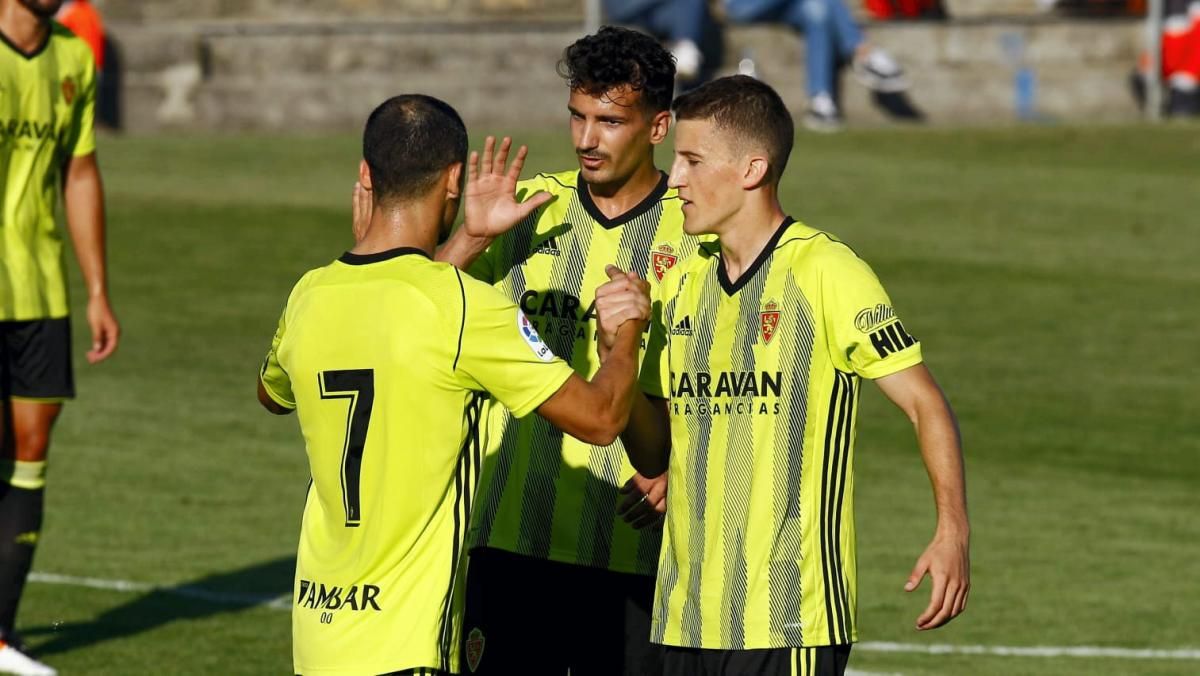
(463, 136, 554, 239)
(905, 533, 970, 630)
(595, 264, 650, 361)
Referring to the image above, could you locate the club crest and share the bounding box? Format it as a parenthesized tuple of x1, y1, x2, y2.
(650, 243, 679, 281)
(760, 299, 781, 345)
(61, 77, 77, 105)
(466, 627, 485, 672)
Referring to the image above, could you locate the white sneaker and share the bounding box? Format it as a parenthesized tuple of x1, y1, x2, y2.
(803, 93, 843, 133)
(0, 645, 56, 676)
(853, 48, 910, 93)
(671, 39, 703, 81)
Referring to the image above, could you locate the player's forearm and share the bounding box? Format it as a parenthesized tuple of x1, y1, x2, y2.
(914, 394, 969, 538)
(620, 394, 670, 478)
(585, 322, 643, 445)
(63, 154, 110, 300)
(435, 226, 493, 270)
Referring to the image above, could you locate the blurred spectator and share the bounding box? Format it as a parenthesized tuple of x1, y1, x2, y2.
(723, 0, 913, 131)
(56, 0, 103, 69)
(1134, 0, 1199, 116)
(603, 0, 724, 86)
(864, 0, 946, 19)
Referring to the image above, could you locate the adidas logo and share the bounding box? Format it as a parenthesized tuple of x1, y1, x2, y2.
(671, 315, 693, 336)
(533, 235, 560, 256)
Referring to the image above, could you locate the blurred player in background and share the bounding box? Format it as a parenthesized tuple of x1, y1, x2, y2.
(0, 0, 119, 674)
(433, 25, 700, 676)
(615, 75, 969, 675)
(258, 94, 650, 675)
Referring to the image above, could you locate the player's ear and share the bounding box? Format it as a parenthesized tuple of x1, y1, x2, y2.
(744, 155, 771, 190)
(445, 162, 464, 200)
(648, 109, 671, 145)
(358, 159, 373, 191)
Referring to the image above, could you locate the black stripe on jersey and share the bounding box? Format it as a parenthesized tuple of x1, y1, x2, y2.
(576, 200, 664, 570)
(437, 392, 486, 671)
(453, 270, 467, 371)
(819, 372, 855, 645)
(830, 373, 857, 642)
(515, 196, 595, 559)
(719, 250, 774, 649)
(576, 171, 669, 229)
(716, 217, 795, 296)
(678, 265, 724, 646)
(769, 274, 816, 646)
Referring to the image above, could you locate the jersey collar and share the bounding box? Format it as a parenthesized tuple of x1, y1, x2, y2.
(577, 171, 669, 230)
(338, 247, 431, 265)
(716, 216, 796, 296)
(0, 24, 52, 61)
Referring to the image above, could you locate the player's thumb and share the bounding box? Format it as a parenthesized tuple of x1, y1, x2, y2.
(905, 559, 929, 592)
(605, 264, 626, 281)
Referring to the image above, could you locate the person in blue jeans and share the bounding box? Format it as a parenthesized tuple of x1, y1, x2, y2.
(725, 0, 910, 130)
(603, 0, 722, 86)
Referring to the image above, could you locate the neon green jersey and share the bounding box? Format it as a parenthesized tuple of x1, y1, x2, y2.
(260, 248, 574, 675)
(641, 218, 924, 649)
(467, 170, 702, 575)
(0, 22, 95, 320)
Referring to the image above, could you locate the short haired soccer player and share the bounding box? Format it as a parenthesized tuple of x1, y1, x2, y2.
(0, 1, 119, 674)
(608, 75, 970, 676)
(257, 95, 651, 676)
(428, 26, 700, 675)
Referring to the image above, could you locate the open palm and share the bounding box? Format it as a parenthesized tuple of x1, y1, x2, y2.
(464, 136, 553, 238)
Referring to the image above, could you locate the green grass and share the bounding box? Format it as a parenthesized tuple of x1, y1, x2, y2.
(24, 123, 1200, 674)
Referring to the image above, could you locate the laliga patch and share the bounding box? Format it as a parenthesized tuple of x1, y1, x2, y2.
(466, 627, 485, 672)
(517, 309, 555, 362)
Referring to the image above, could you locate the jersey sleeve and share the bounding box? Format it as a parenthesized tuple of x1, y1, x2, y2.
(638, 265, 677, 399)
(451, 270, 575, 418)
(821, 247, 923, 379)
(259, 305, 296, 410)
(65, 56, 96, 158)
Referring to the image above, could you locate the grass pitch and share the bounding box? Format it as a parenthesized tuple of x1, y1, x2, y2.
(21, 123, 1200, 674)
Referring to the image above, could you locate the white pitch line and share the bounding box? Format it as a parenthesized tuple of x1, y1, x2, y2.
(858, 641, 1200, 660)
(29, 571, 292, 611)
(26, 572, 1200, 662)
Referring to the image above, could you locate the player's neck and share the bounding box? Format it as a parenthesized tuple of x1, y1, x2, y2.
(0, 2, 50, 55)
(716, 197, 787, 283)
(351, 204, 440, 259)
(585, 160, 661, 220)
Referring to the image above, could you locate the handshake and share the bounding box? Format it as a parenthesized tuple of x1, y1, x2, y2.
(595, 264, 651, 362)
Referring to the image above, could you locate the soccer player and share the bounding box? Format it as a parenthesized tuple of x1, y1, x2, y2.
(257, 95, 651, 676)
(0, 1, 118, 674)
(611, 75, 970, 675)
(433, 26, 696, 675)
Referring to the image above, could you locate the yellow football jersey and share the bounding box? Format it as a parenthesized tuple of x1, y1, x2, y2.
(260, 247, 575, 675)
(641, 218, 924, 649)
(0, 23, 95, 320)
(467, 170, 701, 575)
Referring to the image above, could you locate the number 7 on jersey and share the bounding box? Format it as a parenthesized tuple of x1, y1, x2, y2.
(319, 369, 375, 527)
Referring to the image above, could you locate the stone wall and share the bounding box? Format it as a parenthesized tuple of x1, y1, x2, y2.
(98, 3, 1145, 132)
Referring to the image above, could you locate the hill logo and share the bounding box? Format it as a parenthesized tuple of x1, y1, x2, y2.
(651, 243, 679, 281)
(870, 320, 917, 358)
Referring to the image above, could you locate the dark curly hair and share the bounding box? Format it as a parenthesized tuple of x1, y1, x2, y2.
(558, 26, 676, 113)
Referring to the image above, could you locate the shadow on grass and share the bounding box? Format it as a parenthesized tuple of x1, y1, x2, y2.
(22, 556, 295, 658)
